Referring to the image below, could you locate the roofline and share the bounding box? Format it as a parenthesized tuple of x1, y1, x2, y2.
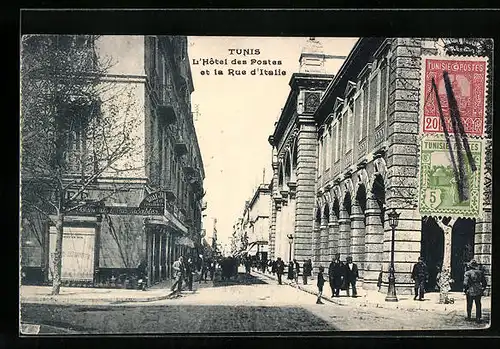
(314, 37, 387, 123)
(270, 73, 334, 146)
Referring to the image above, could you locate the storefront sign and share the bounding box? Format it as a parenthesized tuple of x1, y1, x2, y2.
(49, 226, 95, 281)
(70, 204, 163, 216)
(139, 191, 166, 208)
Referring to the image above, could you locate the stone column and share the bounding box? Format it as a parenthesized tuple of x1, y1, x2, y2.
(350, 201, 366, 281)
(338, 207, 351, 260)
(475, 208, 492, 296)
(328, 210, 339, 260)
(288, 197, 297, 260)
(320, 214, 329, 268)
(93, 217, 102, 286)
(269, 157, 279, 260)
(146, 227, 153, 286)
(269, 198, 277, 260)
(380, 37, 424, 294)
(364, 195, 384, 290)
(294, 116, 318, 263)
(159, 232, 164, 279)
(275, 200, 282, 260)
(313, 215, 321, 275)
(165, 232, 170, 278)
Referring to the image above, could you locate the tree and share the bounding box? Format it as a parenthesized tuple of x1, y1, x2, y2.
(240, 229, 249, 252)
(20, 35, 142, 295)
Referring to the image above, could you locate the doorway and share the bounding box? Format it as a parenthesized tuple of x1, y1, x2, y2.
(420, 217, 444, 292)
(450, 218, 475, 291)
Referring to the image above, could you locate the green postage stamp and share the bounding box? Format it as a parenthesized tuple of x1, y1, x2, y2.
(419, 136, 484, 218)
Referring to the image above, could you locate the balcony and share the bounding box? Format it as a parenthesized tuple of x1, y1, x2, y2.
(156, 104, 177, 124)
(164, 189, 176, 202)
(174, 141, 188, 157)
(183, 164, 197, 178)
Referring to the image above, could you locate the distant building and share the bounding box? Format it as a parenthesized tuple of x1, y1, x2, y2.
(233, 184, 272, 260)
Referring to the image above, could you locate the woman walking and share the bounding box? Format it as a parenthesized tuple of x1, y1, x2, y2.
(293, 259, 300, 284)
(287, 261, 295, 283)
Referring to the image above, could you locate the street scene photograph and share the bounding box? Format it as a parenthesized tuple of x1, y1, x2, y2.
(19, 34, 493, 334)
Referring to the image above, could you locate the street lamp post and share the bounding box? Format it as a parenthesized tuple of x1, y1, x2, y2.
(287, 234, 294, 262)
(385, 208, 400, 302)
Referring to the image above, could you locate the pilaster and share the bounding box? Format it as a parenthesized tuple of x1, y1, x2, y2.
(350, 201, 365, 280)
(364, 195, 384, 289)
(338, 207, 351, 259)
(293, 118, 318, 263)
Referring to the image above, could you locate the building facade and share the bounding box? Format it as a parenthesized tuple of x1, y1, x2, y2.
(20, 35, 205, 288)
(269, 37, 492, 295)
(268, 38, 337, 264)
(232, 184, 271, 260)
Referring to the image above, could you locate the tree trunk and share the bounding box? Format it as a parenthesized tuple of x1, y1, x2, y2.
(51, 212, 64, 295)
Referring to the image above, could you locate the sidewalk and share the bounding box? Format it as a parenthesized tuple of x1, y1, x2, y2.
(20, 278, 179, 304)
(255, 270, 491, 314)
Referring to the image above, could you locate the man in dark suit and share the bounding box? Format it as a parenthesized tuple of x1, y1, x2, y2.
(411, 256, 428, 301)
(276, 257, 285, 285)
(328, 253, 344, 297)
(463, 259, 488, 323)
(344, 256, 359, 297)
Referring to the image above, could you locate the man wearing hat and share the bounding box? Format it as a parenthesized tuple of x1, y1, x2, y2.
(463, 259, 487, 322)
(411, 256, 428, 301)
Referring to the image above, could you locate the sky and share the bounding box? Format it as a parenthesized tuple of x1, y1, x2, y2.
(188, 36, 358, 246)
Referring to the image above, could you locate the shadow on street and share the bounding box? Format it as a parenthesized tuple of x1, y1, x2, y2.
(212, 272, 268, 288)
(20, 303, 336, 334)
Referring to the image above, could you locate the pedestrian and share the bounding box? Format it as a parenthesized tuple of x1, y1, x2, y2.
(316, 266, 326, 304)
(377, 268, 383, 292)
(328, 253, 344, 297)
(293, 259, 300, 284)
(307, 259, 313, 278)
(245, 257, 251, 274)
(303, 259, 312, 285)
(287, 261, 294, 282)
(411, 256, 428, 301)
(200, 259, 208, 283)
(463, 259, 487, 323)
(344, 256, 359, 297)
(276, 257, 285, 285)
(437, 266, 454, 304)
(170, 256, 185, 293)
(186, 257, 194, 291)
(209, 260, 216, 281)
(272, 259, 277, 275)
(267, 259, 273, 273)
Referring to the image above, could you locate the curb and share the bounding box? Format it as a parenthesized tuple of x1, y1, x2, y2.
(254, 271, 467, 313)
(21, 290, 176, 305)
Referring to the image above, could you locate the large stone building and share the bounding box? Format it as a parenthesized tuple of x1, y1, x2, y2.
(268, 38, 337, 263)
(20, 35, 205, 288)
(269, 37, 492, 295)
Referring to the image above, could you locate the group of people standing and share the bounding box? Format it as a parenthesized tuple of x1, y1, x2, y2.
(170, 256, 217, 294)
(264, 257, 313, 286)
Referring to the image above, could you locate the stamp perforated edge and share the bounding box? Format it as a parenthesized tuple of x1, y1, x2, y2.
(419, 55, 490, 138)
(416, 133, 485, 219)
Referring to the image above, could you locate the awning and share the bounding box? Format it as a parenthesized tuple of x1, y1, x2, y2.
(175, 236, 195, 248)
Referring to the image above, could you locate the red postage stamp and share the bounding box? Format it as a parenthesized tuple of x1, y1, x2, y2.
(421, 56, 488, 136)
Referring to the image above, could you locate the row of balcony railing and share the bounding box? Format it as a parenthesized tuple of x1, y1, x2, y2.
(318, 120, 386, 188)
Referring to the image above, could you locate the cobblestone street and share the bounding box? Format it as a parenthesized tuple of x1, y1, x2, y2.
(20, 270, 489, 334)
